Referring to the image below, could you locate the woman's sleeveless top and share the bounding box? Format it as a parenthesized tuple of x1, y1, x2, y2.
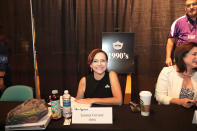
(84, 72, 113, 98)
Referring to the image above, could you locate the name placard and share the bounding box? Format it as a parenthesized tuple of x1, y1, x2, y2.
(72, 107, 113, 124)
(192, 110, 197, 124)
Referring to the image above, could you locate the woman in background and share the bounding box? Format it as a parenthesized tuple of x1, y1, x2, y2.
(0, 35, 12, 97)
(156, 42, 197, 108)
(76, 49, 122, 105)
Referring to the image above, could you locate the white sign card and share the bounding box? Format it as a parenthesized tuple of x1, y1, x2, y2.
(72, 107, 113, 124)
(192, 110, 197, 124)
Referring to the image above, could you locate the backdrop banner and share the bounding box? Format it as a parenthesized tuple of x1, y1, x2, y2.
(102, 32, 135, 74)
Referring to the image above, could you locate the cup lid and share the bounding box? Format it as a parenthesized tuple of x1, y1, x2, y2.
(139, 91, 152, 96)
(64, 90, 69, 94)
(52, 90, 58, 94)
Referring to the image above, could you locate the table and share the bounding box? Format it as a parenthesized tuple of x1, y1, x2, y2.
(0, 101, 197, 131)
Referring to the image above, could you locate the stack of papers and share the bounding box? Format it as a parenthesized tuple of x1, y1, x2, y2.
(59, 96, 92, 108)
(71, 97, 92, 108)
(5, 108, 52, 130)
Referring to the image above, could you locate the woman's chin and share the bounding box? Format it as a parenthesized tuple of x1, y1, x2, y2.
(94, 70, 105, 75)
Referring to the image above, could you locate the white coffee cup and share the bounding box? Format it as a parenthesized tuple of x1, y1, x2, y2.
(139, 91, 152, 116)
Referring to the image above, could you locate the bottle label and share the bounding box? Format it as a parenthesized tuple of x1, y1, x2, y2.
(63, 98, 72, 118)
(63, 100, 71, 107)
(51, 100, 61, 119)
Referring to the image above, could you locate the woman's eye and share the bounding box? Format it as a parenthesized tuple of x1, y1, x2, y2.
(92, 59, 106, 63)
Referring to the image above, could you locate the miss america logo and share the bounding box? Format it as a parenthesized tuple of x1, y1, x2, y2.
(113, 41, 123, 50)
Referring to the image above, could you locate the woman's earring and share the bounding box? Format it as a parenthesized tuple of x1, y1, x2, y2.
(91, 68, 92, 72)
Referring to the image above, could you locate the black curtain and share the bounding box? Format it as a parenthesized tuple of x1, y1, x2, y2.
(0, 0, 185, 102)
(0, 0, 34, 94)
(32, 0, 132, 100)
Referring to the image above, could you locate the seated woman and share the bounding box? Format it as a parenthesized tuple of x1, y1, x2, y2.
(156, 42, 197, 108)
(76, 49, 122, 105)
(0, 37, 12, 97)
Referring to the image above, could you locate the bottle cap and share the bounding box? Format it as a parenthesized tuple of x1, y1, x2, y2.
(52, 90, 58, 94)
(64, 90, 69, 94)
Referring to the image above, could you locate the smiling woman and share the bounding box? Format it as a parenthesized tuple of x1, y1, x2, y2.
(156, 42, 197, 108)
(75, 49, 122, 105)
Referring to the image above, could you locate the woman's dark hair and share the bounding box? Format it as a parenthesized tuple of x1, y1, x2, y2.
(0, 37, 8, 54)
(88, 49, 108, 65)
(174, 42, 197, 73)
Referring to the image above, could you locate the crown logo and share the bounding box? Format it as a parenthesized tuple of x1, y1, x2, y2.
(113, 41, 123, 50)
(105, 84, 110, 88)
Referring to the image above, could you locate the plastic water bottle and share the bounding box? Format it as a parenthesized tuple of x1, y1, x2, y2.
(63, 90, 72, 118)
(51, 90, 62, 120)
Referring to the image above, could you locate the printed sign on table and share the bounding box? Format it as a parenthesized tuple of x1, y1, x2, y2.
(72, 107, 112, 124)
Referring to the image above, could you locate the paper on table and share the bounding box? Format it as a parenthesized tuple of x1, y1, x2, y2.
(192, 110, 197, 124)
(71, 97, 92, 108)
(60, 96, 91, 108)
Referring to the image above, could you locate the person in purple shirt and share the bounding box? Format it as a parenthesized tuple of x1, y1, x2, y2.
(166, 0, 197, 66)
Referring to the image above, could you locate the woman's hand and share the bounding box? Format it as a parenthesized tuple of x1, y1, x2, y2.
(171, 98, 195, 108)
(178, 98, 195, 108)
(193, 100, 197, 106)
(75, 98, 94, 104)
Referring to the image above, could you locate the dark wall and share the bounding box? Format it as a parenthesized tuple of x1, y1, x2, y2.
(0, 1, 34, 92)
(0, 0, 185, 102)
